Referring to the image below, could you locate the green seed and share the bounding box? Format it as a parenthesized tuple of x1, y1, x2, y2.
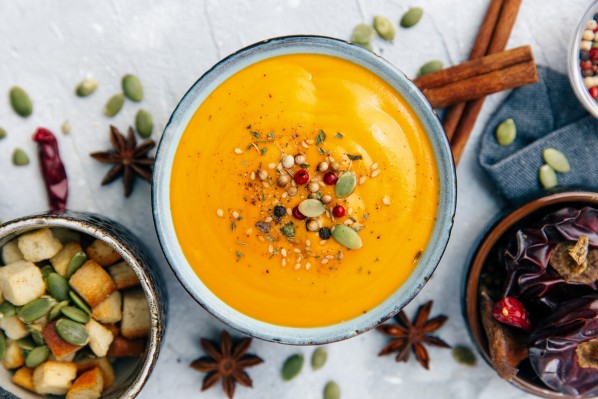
(12, 148, 29, 166)
(418, 60, 444, 77)
(351, 23, 376, 45)
(28, 325, 45, 346)
(49, 300, 70, 321)
(122, 74, 144, 102)
(400, 7, 424, 28)
(298, 199, 326, 218)
(543, 148, 570, 173)
(0, 302, 16, 318)
(104, 93, 125, 117)
(40, 265, 55, 280)
(25, 345, 50, 368)
(332, 225, 363, 250)
(335, 172, 357, 198)
(61, 306, 90, 323)
(47, 273, 70, 301)
(69, 291, 91, 314)
(495, 119, 516, 146)
(323, 381, 341, 399)
(282, 354, 304, 381)
(0, 127, 6, 140)
(452, 345, 477, 366)
(66, 252, 87, 278)
(61, 120, 72, 135)
(16, 337, 36, 351)
(373, 16, 396, 41)
(55, 318, 88, 346)
(135, 109, 153, 138)
(9, 86, 33, 117)
(311, 347, 328, 370)
(18, 297, 54, 323)
(0, 332, 6, 361)
(539, 164, 558, 189)
(75, 79, 98, 97)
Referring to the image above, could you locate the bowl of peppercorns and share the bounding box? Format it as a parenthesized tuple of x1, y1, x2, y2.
(569, 1, 598, 119)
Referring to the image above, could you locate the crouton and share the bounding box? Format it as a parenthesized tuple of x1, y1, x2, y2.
(1, 239, 24, 265)
(76, 357, 115, 388)
(43, 321, 81, 361)
(51, 228, 82, 244)
(66, 367, 104, 399)
(107, 335, 145, 358)
(50, 242, 83, 277)
(0, 315, 29, 340)
(0, 260, 45, 305)
(33, 360, 77, 395)
(107, 261, 139, 289)
(69, 260, 116, 307)
(121, 289, 150, 339)
(85, 319, 114, 358)
(12, 367, 35, 391)
(91, 291, 122, 324)
(17, 228, 63, 263)
(3, 340, 24, 369)
(86, 239, 120, 267)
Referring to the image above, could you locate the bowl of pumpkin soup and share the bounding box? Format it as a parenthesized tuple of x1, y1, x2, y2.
(153, 36, 456, 344)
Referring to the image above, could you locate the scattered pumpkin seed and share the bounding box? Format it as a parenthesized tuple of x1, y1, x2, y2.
(61, 306, 90, 323)
(282, 353, 304, 381)
(298, 199, 326, 218)
(539, 164, 558, 189)
(418, 60, 444, 77)
(9, 86, 33, 117)
(373, 16, 396, 41)
(135, 109, 153, 138)
(47, 273, 70, 301)
(543, 148, 570, 173)
(49, 300, 70, 321)
(401, 7, 424, 28)
(25, 345, 50, 368)
(18, 297, 54, 323)
(122, 74, 144, 102)
(61, 120, 72, 135)
(323, 381, 341, 399)
(495, 118, 516, 146)
(75, 79, 98, 97)
(351, 23, 376, 45)
(0, 302, 16, 318)
(69, 291, 91, 314)
(28, 325, 45, 346)
(0, 332, 6, 361)
(332, 224, 363, 250)
(16, 337, 36, 351)
(452, 345, 477, 366)
(12, 148, 29, 166)
(0, 127, 6, 140)
(104, 93, 125, 117)
(56, 318, 88, 346)
(335, 172, 357, 198)
(66, 251, 87, 278)
(40, 265, 55, 280)
(311, 347, 328, 370)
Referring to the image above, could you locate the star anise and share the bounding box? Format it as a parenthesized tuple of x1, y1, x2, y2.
(90, 125, 155, 197)
(190, 330, 264, 398)
(377, 300, 450, 369)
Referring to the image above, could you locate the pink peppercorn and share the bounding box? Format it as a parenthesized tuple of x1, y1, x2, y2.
(332, 205, 345, 218)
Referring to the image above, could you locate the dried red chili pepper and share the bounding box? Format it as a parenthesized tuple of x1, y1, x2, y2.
(33, 128, 68, 211)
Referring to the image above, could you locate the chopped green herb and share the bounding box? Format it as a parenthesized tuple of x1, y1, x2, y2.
(335, 132, 344, 139)
(250, 131, 261, 139)
(280, 222, 296, 238)
(315, 130, 326, 145)
(300, 163, 310, 169)
(247, 144, 254, 150)
(346, 153, 363, 161)
(352, 225, 365, 232)
(261, 147, 267, 156)
(363, 213, 369, 219)
(348, 216, 357, 223)
(231, 221, 236, 231)
(235, 251, 244, 259)
(266, 235, 276, 242)
(268, 132, 275, 139)
(318, 147, 325, 156)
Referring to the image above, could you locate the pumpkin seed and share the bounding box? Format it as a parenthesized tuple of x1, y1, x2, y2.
(282, 353, 304, 381)
(543, 148, 570, 173)
(40, 265, 55, 280)
(104, 93, 125, 117)
(351, 23, 376, 45)
(18, 297, 53, 323)
(66, 251, 87, 278)
(75, 79, 98, 97)
(17, 337, 36, 351)
(49, 300, 70, 321)
(0, 302, 16, 318)
(495, 118, 516, 146)
(298, 199, 326, 218)
(335, 172, 357, 198)
(122, 74, 144, 102)
(47, 273, 70, 301)
(61, 306, 90, 323)
(332, 225, 363, 250)
(311, 347, 328, 370)
(452, 345, 477, 366)
(539, 164, 558, 189)
(61, 120, 72, 135)
(12, 148, 29, 166)
(56, 318, 88, 346)
(373, 16, 396, 41)
(28, 325, 45, 346)
(69, 291, 91, 314)
(323, 381, 341, 399)
(25, 345, 50, 368)
(0, 127, 6, 140)
(418, 60, 444, 77)
(9, 86, 33, 117)
(0, 332, 6, 361)
(400, 7, 424, 28)
(135, 109, 153, 138)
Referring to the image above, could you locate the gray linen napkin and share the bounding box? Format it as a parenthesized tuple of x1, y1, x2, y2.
(478, 66, 598, 205)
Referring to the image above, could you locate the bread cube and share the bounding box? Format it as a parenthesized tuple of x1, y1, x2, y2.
(85, 319, 114, 357)
(107, 335, 145, 358)
(1, 239, 24, 265)
(66, 367, 104, 399)
(51, 228, 81, 244)
(91, 291, 122, 324)
(76, 357, 115, 388)
(17, 228, 63, 263)
(69, 260, 116, 307)
(0, 315, 29, 340)
(0, 260, 45, 306)
(121, 289, 150, 339)
(108, 261, 139, 289)
(50, 242, 83, 277)
(3, 340, 24, 369)
(86, 239, 121, 267)
(33, 360, 77, 395)
(12, 367, 35, 391)
(43, 321, 81, 361)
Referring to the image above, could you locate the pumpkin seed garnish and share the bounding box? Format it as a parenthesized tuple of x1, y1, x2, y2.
(401, 7, 424, 28)
(56, 318, 88, 346)
(9, 86, 33, 117)
(0, 127, 6, 140)
(0, 302, 16, 318)
(418, 60, 444, 77)
(323, 381, 341, 399)
(122, 74, 144, 102)
(40, 265, 55, 280)
(12, 148, 30, 166)
(25, 345, 50, 368)
(282, 353, 304, 381)
(135, 109, 153, 138)
(452, 345, 477, 366)
(47, 273, 70, 301)
(61, 306, 90, 323)
(543, 148, 570, 173)
(18, 297, 54, 323)
(335, 172, 357, 198)
(28, 325, 45, 346)
(0, 332, 6, 361)
(495, 118, 516, 146)
(351, 23, 376, 45)
(316, 130, 326, 145)
(298, 199, 326, 218)
(75, 79, 98, 97)
(49, 300, 70, 321)
(66, 251, 87, 278)
(539, 164, 558, 189)
(104, 93, 125, 117)
(17, 337, 36, 351)
(311, 347, 328, 370)
(280, 222, 296, 238)
(373, 16, 396, 41)
(332, 224, 363, 250)
(69, 291, 91, 314)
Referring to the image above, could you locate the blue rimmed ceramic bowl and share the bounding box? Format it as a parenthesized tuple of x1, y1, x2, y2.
(153, 35, 456, 345)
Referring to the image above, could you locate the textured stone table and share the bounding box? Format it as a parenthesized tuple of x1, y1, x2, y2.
(0, 0, 589, 398)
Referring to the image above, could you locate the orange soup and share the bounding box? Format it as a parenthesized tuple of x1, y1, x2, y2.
(170, 54, 439, 327)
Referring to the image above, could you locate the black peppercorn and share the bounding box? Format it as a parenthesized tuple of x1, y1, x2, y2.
(273, 205, 287, 222)
(319, 227, 331, 240)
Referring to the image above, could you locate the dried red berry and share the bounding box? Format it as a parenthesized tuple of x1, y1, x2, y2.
(590, 48, 598, 62)
(323, 172, 338, 185)
(492, 297, 532, 331)
(590, 86, 598, 99)
(581, 60, 593, 70)
(294, 169, 309, 185)
(292, 205, 306, 220)
(332, 205, 346, 218)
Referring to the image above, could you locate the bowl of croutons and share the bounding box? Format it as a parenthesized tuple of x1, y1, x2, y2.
(0, 211, 167, 399)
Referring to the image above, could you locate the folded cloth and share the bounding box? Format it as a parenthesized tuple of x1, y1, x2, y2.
(479, 66, 598, 205)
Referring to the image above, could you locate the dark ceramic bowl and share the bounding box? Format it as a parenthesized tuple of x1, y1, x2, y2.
(0, 211, 167, 399)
